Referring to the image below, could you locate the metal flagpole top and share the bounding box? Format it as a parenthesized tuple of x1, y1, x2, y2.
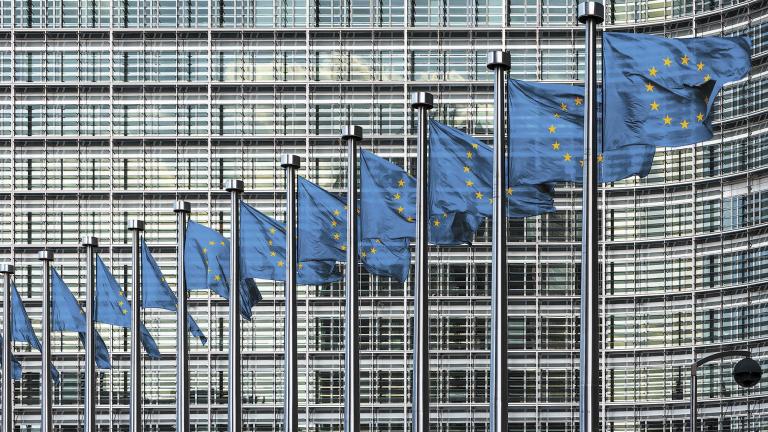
(341, 125, 363, 141)
(224, 179, 244, 193)
(280, 154, 302, 169)
(410, 92, 434, 110)
(81, 236, 99, 247)
(128, 220, 145, 231)
(0, 263, 14, 274)
(38, 251, 54, 261)
(486, 51, 511, 70)
(577, 1, 604, 23)
(173, 200, 191, 213)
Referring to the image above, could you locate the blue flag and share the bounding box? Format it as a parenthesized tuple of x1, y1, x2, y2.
(185, 220, 263, 320)
(240, 200, 342, 285)
(297, 177, 412, 281)
(429, 119, 556, 220)
(507, 79, 656, 185)
(359, 149, 474, 245)
(141, 240, 207, 345)
(95, 256, 160, 359)
(0, 335, 22, 380)
(603, 32, 751, 150)
(51, 268, 111, 369)
(10, 283, 60, 383)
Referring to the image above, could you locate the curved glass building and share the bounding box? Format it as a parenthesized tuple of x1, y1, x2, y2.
(0, 0, 766, 430)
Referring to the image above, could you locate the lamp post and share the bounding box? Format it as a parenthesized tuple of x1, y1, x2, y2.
(690, 350, 762, 432)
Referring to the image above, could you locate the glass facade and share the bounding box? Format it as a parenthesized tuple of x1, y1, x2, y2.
(1, 0, 767, 430)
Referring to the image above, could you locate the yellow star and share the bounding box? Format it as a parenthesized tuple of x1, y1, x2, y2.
(697, 62, 704, 71)
(574, 97, 583, 105)
(463, 166, 470, 173)
(579, 160, 584, 167)
(488, 198, 494, 204)
(681, 55, 689, 65)
(396, 206, 404, 213)
(333, 209, 340, 216)
(597, 154, 604, 163)
(650, 101, 659, 111)
(361, 251, 367, 258)
(433, 219, 441, 227)
(393, 193, 401, 200)
(645, 82, 654, 92)
(269, 228, 276, 234)
(703, 74, 711, 82)
(209, 241, 216, 246)
(649, 66, 658, 77)
(118, 300, 124, 307)
(397, 179, 405, 187)
(552, 141, 560, 150)
(471, 143, 479, 149)
(554, 113, 560, 119)
(333, 232, 341, 240)
(270, 251, 276, 257)
(442, 213, 448, 219)
(560, 102, 568, 111)
(696, 112, 704, 122)
(220, 241, 225, 246)
(277, 261, 284, 267)
(466, 151, 473, 159)
(341, 245, 347, 251)
(548, 125, 556, 134)
(564, 153, 572, 161)
(663, 115, 672, 125)
(506, 187, 513, 196)
(376, 239, 382, 243)
(298, 263, 303, 270)
(663, 57, 672, 67)
(369, 247, 377, 254)
(122, 309, 128, 315)
(202, 247, 207, 254)
(406, 216, 414, 222)
(119, 291, 124, 297)
(465, 180, 474, 187)
(475, 191, 483, 200)
(268, 240, 272, 246)
(331, 220, 337, 227)
(214, 275, 221, 281)
(680, 119, 689, 129)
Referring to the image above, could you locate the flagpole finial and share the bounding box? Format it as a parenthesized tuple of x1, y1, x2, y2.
(410, 92, 433, 110)
(224, 179, 244, 193)
(0, 263, 14, 274)
(174, 200, 191, 213)
(81, 236, 99, 247)
(577, 1, 604, 23)
(37, 251, 54, 261)
(341, 125, 363, 141)
(486, 51, 510, 70)
(280, 154, 302, 169)
(128, 220, 145, 231)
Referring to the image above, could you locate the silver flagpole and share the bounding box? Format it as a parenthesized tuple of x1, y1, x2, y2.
(224, 179, 244, 432)
(341, 125, 363, 432)
(1, 263, 15, 432)
(487, 51, 510, 432)
(281, 154, 301, 432)
(128, 220, 144, 432)
(173, 201, 192, 432)
(410, 91, 433, 432)
(81, 236, 98, 432)
(38, 251, 54, 432)
(577, 3, 604, 432)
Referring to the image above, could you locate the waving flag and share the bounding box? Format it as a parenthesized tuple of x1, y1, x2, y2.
(603, 32, 751, 150)
(10, 283, 60, 383)
(0, 335, 21, 380)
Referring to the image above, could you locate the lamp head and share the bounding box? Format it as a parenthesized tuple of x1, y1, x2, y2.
(733, 357, 762, 388)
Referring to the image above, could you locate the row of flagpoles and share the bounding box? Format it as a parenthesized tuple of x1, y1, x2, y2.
(1, 3, 755, 432)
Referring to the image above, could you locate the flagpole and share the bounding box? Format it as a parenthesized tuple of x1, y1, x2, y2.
(577, 3, 604, 432)
(410, 91, 433, 432)
(280, 154, 301, 432)
(38, 251, 54, 432)
(224, 179, 244, 432)
(173, 200, 192, 432)
(128, 220, 144, 432)
(1, 263, 15, 432)
(487, 50, 510, 432)
(341, 125, 363, 432)
(81, 236, 98, 432)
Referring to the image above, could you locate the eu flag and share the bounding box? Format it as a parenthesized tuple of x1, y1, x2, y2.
(184, 220, 263, 320)
(240, 200, 342, 285)
(52, 268, 111, 369)
(0, 335, 22, 380)
(603, 32, 751, 150)
(10, 283, 60, 383)
(507, 79, 656, 185)
(297, 176, 412, 281)
(141, 240, 207, 345)
(429, 119, 556, 220)
(95, 256, 160, 359)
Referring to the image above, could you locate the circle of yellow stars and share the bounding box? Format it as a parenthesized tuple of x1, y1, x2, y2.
(548, 96, 603, 166)
(646, 54, 709, 130)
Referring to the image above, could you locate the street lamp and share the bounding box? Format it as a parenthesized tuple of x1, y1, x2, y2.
(690, 350, 762, 432)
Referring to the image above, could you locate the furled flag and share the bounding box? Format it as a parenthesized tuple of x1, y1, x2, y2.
(507, 79, 656, 185)
(51, 268, 111, 369)
(141, 240, 207, 344)
(185, 220, 263, 320)
(603, 32, 751, 150)
(359, 149, 476, 245)
(240, 200, 342, 284)
(0, 335, 22, 379)
(10, 283, 60, 383)
(297, 176, 412, 282)
(429, 119, 556, 222)
(95, 256, 160, 359)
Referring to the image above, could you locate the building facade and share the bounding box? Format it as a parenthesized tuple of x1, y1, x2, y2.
(0, 0, 767, 430)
